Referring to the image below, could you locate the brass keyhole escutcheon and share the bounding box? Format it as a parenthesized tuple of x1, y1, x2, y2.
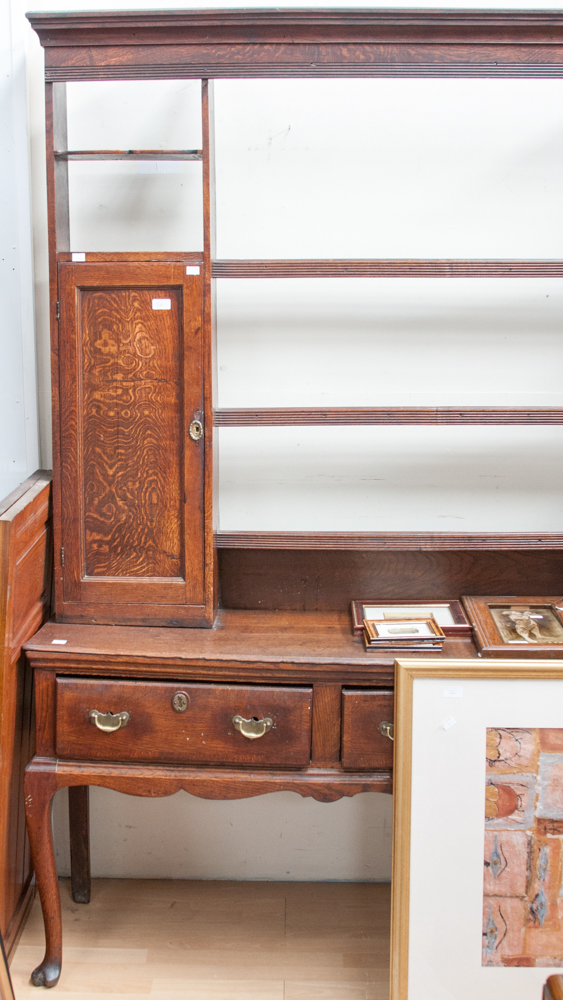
(172, 691, 189, 713)
(232, 715, 273, 740)
(189, 419, 203, 442)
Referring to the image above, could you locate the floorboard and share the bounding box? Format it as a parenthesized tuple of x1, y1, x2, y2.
(10, 880, 390, 998)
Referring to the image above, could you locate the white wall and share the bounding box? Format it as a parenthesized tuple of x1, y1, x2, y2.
(52, 789, 393, 881)
(0, 0, 38, 499)
(60, 73, 563, 533)
(7, 0, 563, 880)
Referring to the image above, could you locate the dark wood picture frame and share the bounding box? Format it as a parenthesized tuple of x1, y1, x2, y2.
(462, 595, 563, 657)
(351, 598, 470, 636)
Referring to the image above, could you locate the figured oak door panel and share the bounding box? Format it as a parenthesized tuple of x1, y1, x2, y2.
(58, 262, 207, 626)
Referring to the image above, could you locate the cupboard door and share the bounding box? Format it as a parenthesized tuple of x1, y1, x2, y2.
(57, 262, 210, 626)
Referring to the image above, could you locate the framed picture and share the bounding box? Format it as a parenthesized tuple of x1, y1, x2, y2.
(351, 599, 470, 636)
(462, 596, 563, 657)
(364, 618, 445, 651)
(392, 657, 563, 1000)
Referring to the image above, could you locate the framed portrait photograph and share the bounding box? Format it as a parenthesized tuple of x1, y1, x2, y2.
(350, 599, 470, 636)
(462, 596, 563, 657)
(391, 657, 563, 1000)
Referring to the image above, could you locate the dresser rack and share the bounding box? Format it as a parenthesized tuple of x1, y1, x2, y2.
(23, 7, 563, 988)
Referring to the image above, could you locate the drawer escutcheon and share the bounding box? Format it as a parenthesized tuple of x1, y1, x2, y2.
(232, 715, 273, 740)
(89, 710, 130, 733)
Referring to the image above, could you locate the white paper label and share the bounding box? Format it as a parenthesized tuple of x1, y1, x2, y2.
(71, 252, 86, 262)
(185, 266, 200, 275)
(443, 686, 463, 698)
(152, 298, 171, 310)
(443, 716, 457, 731)
(51, 639, 67, 645)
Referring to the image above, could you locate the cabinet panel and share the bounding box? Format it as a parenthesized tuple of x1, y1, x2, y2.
(58, 262, 208, 625)
(80, 285, 183, 579)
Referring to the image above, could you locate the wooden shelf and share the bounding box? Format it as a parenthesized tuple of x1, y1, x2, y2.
(216, 532, 563, 551)
(57, 252, 203, 263)
(214, 408, 563, 427)
(55, 149, 202, 161)
(212, 259, 563, 279)
(23, 610, 476, 675)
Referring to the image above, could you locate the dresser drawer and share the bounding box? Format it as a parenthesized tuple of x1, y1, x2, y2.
(341, 688, 394, 770)
(55, 678, 312, 767)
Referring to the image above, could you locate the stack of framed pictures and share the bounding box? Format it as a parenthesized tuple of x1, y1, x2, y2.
(363, 617, 445, 652)
(352, 599, 471, 651)
(352, 597, 563, 658)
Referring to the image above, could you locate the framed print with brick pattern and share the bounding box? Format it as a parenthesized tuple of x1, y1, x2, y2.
(391, 659, 563, 1000)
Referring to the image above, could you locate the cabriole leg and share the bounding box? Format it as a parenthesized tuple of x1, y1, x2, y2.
(24, 766, 61, 988)
(69, 786, 91, 904)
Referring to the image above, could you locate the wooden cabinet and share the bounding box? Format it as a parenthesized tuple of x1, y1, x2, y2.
(57, 262, 207, 626)
(22, 6, 563, 990)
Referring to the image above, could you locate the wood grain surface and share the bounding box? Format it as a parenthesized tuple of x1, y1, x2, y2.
(11, 878, 391, 1000)
(67, 787, 90, 905)
(311, 684, 341, 766)
(215, 407, 563, 426)
(213, 258, 563, 278)
(216, 532, 563, 551)
(55, 678, 313, 767)
(80, 286, 182, 579)
(26, 9, 563, 81)
(0, 473, 52, 953)
(24, 611, 477, 686)
(341, 689, 394, 770)
(57, 252, 203, 263)
(218, 549, 563, 612)
(56, 261, 212, 625)
(545, 976, 563, 1000)
(55, 149, 202, 160)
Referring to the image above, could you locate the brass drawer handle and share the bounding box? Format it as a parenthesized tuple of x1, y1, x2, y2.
(379, 721, 394, 741)
(232, 715, 273, 740)
(89, 710, 130, 733)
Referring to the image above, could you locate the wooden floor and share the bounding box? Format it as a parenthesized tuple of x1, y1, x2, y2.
(10, 879, 390, 999)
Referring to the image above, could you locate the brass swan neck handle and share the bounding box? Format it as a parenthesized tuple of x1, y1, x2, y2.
(89, 709, 130, 732)
(232, 715, 273, 739)
(378, 721, 394, 741)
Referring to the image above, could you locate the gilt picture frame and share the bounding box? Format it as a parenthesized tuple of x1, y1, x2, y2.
(462, 596, 563, 657)
(391, 658, 563, 1000)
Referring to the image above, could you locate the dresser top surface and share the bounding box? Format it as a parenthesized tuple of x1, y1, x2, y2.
(24, 610, 477, 668)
